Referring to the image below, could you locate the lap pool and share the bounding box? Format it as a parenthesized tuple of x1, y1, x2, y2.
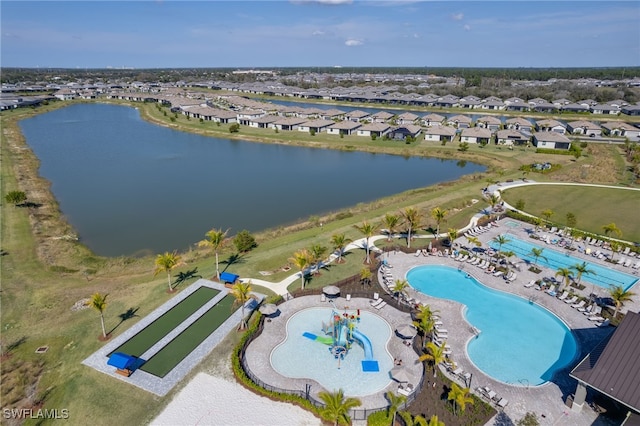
(407, 265, 578, 386)
(489, 235, 638, 291)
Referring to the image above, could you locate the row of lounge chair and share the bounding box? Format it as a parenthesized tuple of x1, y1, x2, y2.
(464, 222, 499, 238)
(476, 386, 509, 409)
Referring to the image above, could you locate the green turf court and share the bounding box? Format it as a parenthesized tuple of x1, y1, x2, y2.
(140, 294, 237, 377)
(111, 286, 219, 358)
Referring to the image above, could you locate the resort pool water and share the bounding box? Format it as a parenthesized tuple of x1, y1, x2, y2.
(407, 265, 578, 386)
(270, 308, 393, 396)
(489, 235, 638, 291)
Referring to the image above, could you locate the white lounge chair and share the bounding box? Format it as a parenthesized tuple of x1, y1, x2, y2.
(588, 315, 605, 322)
(414, 250, 421, 257)
(524, 280, 536, 288)
(374, 301, 387, 310)
(596, 318, 610, 327)
(572, 300, 586, 309)
(545, 285, 556, 296)
(557, 291, 569, 301)
(346, 294, 351, 301)
(564, 296, 578, 304)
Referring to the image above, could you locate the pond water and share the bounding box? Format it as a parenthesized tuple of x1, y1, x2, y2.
(19, 103, 485, 257)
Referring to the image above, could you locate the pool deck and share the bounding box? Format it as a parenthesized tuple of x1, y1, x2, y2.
(377, 217, 640, 425)
(244, 295, 424, 410)
(82, 279, 264, 396)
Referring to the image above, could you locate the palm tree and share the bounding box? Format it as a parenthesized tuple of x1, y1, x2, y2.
(197, 228, 228, 281)
(426, 415, 445, 426)
(555, 267, 573, 291)
(154, 251, 186, 292)
(360, 267, 372, 286)
(541, 209, 554, 223)
(492, 235, 511, 260)
(289, 249, 312, 290)
(530, 247, 547, 268)
(330, 233, 351, 263)
(413, 314, 435, 348)
(382, 213, 401, 242)
(488, 193, 500, 212)
(230, 280, 253, 330)
(317, 389, 361, 426)
(447, 228, 458, 247)
(465, 235, 481, 248)
(392, 279, 410, 303)
(431, 207, 447, 240)
(401, 207, 422, 249)
(447, 382, 474, 416)
(602, 223, 622, 240)
(609, 242, 621, 264)
(353, 221, 376, 264)
(385, 391, 407, 426)
(418, 341, 447, 377)
(399, 411, 429, 426)
(90, 293, 108, 339)
(570, 262, 595, 287)
(609, 285, 636, 318)
(310, 244, 328, 275)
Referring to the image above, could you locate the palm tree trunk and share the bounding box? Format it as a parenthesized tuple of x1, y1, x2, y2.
(407, 227, 412, 249)
(365, 238, 370, 264)
(100, 314, 107, 338)
(300, 273, 305, 290)
(215, 251, 220, 280)
(167, 272, 172, 291)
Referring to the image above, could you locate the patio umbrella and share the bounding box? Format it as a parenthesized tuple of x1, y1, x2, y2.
(323, 285, 340, 296)
(259, 303, 278, 316)
(390, 366, 411, 383)
(396, 324, 417, 339)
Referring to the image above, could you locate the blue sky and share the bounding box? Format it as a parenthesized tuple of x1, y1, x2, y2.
(2, 1, 639, 69)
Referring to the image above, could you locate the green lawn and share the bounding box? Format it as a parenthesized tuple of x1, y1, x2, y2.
(111, 287, 219, 358)
(501, 185, 640, 242)
(140, 294, 236, 377)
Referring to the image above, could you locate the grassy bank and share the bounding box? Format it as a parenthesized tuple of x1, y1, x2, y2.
(1, 99, 637, 425)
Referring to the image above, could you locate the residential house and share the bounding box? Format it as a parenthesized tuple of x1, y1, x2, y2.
(505, 117, 533, 132)
(424, 126, 456, 143)
(601, 122, 640, 139)
(388, 125, 422, 141)
(320, 109, 346, 120)
(496, 129, 529, 146)
(536, 119, 566, 133)
(460, 127, 492, 144)
(356, 122, 391, 138)
(562, 103, 590, 113)
(552, 98, 571, 107)
(566, 120, 602, 137)
(237, 109, 265, 125)
(533, 131, 572, 150)
(211, 110, 238, 124)
(590, 104, 620, 115)
(504, 97, 529, 111)
(459, 96, 482, 109)
(369, 111, 394, 123)
(272, 117, 307, 131)
(326, 120, 362, 136)
(434, 95, 460, 108)
(481, 99, 506, 110)
(298, 119, 335, 134)
(421, 113, 445, 127)
(344, 110, 371, 122)
(54, 88, 77, 101)
(475, 116, 502, 131)
(447, 114, 473, 128)
(248, 115, 279, 129)
(396, 112, 419, 125)
(621, 105, 640, 116)
(531, 102, 558, 113)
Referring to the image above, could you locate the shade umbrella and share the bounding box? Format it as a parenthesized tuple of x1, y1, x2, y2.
(323, 285, 341, 296)
(396, 324, 417, 339)
(259, 303, 278, 316)
(390, 366, 411, 383)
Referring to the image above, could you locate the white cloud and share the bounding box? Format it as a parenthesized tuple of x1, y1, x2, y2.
(464, 24, 471, 31)
(345, 38, 363, 46)
(451, 13, 464, 21)
(312, 30, 325, 36)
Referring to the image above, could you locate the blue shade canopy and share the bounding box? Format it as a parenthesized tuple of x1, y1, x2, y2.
(107, 352, 136, 369)
(220, 272, 239, 283)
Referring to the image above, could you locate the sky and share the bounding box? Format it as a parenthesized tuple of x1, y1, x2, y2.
(1, 0, 639, 69)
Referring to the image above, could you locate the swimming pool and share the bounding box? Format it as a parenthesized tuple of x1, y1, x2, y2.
(407, 265, 578, 386)
(489, 235, 638, 291)
(270, 308, 393, 396)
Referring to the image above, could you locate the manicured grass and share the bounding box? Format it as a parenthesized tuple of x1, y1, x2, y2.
(140, 294, 236, 377)
(111, 287, 219, 358)
(501, 185, 640, 242)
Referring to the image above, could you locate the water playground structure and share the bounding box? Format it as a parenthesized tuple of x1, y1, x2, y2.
(303, 306, 380, 372)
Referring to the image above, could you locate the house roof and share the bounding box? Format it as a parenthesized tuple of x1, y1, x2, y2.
(422, 113, 445, 122)
(567, 120, 600, 130)
(359, 122, 390, 132)
(571, 311, 640, 413)
(601, 122, 638, 131)
(536, 119, 565, 128)
(300, 119, 335, 128)
(328, 121, 362, 130)
(447, 114, 472, 124)
(476, 116, 502, 125)
(424, 126, 456, 136)
(497, 129, 527, 139)
(534, 131, 571, 143)
(461, 127, 492, 138)
(505, 117, 533, 127)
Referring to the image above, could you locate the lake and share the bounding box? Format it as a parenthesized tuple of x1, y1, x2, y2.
(19, 103, 485, 257)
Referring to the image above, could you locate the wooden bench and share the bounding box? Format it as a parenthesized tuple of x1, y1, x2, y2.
(115, 368, 132, 377)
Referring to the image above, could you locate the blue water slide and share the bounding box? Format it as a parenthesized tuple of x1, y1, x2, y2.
(337, 325, 348, 347)
(351, 329, 379, 372)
